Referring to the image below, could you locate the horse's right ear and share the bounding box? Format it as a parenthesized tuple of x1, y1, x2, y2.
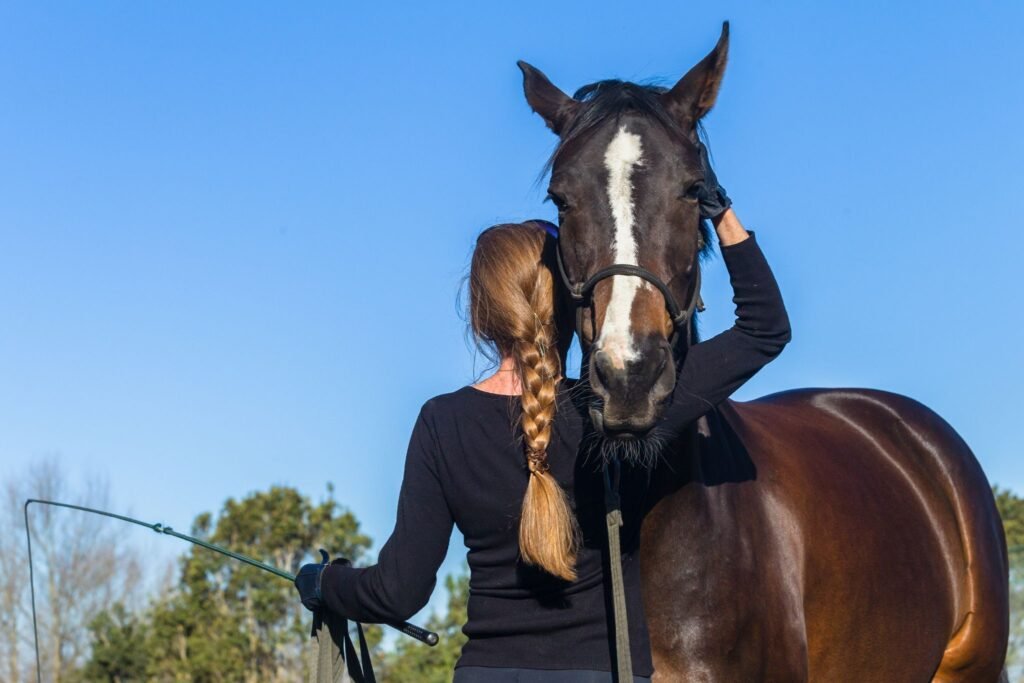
(518, 61, 578, 137)
(662, 21, 730, 129)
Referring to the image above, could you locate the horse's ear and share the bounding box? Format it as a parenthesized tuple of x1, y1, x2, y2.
(662, 21, 730, 128)
(517, 61, 579, 136)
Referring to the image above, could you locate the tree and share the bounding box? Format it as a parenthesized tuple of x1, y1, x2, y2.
(380, 568, 468, 682)
(74, 604, 149, 683)
(995, 486, 1024, 550)
(85, 484, 376, 682)
(995, 486, 1024, 682)
(0, 459, 142, 683)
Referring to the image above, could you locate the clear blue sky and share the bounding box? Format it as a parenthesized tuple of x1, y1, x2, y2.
(2, 1, 1022, 617)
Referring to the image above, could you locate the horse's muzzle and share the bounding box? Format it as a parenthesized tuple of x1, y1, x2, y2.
(589, 339, 675, 436)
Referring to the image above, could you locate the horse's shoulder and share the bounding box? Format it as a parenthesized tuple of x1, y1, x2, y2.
(725, 387, 938, 421)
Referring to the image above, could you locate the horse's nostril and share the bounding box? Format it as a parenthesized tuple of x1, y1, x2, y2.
(592, 350, 613, 390)
(593, 344, 671, 392)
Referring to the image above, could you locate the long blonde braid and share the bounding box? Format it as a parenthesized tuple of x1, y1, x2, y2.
(469, 222, 581, 580)
(515, 267, 580, 580)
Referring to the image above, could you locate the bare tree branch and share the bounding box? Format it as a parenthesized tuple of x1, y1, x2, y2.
(1, 458, 142, 682)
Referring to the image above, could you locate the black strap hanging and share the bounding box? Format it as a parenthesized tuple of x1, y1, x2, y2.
(310, 609, 377, 683)
(602, 459, 632, 683)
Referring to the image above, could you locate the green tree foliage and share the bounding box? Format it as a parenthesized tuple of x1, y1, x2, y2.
(73, 604, 149, 683)
(380, 570, 468, 683)
(79, 485, 374, 682)
(994, 486, 1024, 681)
(995, 486, 1024, 550)
(147, 486, 372, 681)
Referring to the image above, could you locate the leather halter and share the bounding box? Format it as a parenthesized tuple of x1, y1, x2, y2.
(553, 236, 705, 348)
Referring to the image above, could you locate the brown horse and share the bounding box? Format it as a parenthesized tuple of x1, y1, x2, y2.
(519, 23, 1009, 682)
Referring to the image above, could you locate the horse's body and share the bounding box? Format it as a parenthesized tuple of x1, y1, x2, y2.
(518, 22, 1008, 680)
(641, 389, 1008, 681)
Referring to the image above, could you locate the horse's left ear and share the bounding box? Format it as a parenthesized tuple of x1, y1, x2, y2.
(518, 61, 579, 136)
(662, 21, 730, 128)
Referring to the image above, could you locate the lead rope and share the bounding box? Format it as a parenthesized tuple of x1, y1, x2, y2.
(310, 608, 376, 683)
(603, 459, 632, 683)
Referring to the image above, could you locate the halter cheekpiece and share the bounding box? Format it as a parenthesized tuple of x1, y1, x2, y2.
(537, 219, 704, 347)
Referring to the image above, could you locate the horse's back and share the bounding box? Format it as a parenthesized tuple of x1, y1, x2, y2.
(721, 388, 1008, 682)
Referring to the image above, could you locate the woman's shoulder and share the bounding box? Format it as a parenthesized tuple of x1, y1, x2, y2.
(419, 378, 584, 422)
(410, 379, 586, 461)
(417, 383, 513, 420)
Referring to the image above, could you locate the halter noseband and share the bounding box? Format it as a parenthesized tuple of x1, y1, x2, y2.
(541, 221, 705, 348)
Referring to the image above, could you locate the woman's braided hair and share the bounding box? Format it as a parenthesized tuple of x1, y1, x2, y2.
(469, 221, 580, 580)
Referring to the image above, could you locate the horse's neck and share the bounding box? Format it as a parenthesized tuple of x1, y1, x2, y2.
(645, 413, 755, 557)
(651, 401, 756, 501)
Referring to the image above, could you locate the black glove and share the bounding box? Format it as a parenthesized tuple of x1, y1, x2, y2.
(694, 140, 732, 220)
(295, 549, 345, 613)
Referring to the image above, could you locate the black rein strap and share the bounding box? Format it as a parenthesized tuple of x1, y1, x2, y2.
(554, 242, 704, 348)
(602, 458, 633, 683)
(312, 608, 377, 683)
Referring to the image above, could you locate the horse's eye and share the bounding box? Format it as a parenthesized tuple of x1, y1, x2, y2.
(681, 182, 703, 201)
(547, 192, 571, 213)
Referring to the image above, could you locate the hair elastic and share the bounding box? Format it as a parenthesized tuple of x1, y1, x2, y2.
(535, 219, 559, 239)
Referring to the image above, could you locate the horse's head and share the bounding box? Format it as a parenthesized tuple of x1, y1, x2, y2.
(519, 23, 728, 438)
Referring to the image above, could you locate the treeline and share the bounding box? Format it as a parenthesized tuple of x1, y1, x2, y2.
(78, 484, 380, 682)
(2, 462, 464, 682)
(997, 486, 1024, 682)
(4, 461, 1024, 682)
(79, 484, 467, 682)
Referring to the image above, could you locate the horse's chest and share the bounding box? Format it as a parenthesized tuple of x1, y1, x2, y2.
(639, 482, 808, 680)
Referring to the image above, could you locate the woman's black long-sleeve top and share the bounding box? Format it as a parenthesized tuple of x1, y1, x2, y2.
(321, 233, 791, 676)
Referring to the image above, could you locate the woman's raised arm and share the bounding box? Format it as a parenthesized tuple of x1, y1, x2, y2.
(657, 203, 791, 434)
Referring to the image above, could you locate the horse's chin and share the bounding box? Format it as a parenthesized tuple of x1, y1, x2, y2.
(588, 407, 666, 471)
(589, 404, 660, 439)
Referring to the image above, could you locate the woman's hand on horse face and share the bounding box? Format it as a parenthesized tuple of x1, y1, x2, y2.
(691, 139, 748, 247)
(694, 140, 732, 220)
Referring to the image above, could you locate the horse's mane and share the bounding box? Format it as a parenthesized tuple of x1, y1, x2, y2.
(541, 78, 714, 262)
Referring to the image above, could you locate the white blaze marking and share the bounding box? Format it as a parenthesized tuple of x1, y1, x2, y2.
(597, 126, 645, 369)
